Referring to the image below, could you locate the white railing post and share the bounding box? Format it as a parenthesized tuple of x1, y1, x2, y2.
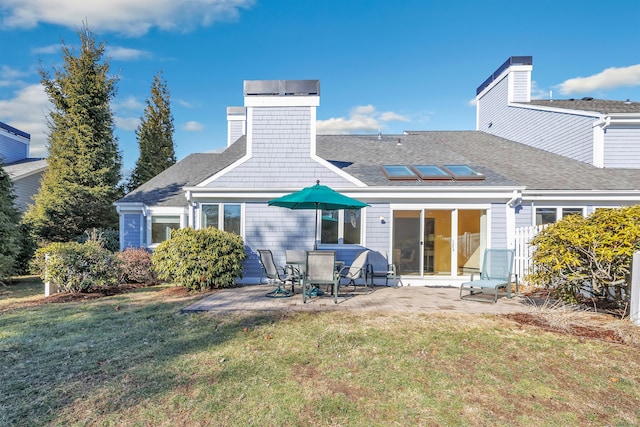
(631, 251, 640, 326)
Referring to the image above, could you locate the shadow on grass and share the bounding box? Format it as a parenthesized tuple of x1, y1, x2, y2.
(0, 288, 281, 425)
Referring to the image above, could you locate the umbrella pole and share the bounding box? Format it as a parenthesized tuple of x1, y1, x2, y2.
(314, 205, 318, 250)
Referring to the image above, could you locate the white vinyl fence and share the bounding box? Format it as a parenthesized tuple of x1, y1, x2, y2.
(513, 224, 546, 284)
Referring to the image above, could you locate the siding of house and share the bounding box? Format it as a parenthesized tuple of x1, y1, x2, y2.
(208, 106, 355, 188)
(510, 70, 530, 103)
(490, 202, 507, 248)
(12, 172, 42, 212)
(121, 213, 144, 249)
(241, 202, 315, 279)
(0, 132, 29, 164)
(228, 120, 245, 146)
(604, 127, 640, 168)
(479, 74, 596, 164)
(515, 203, 533, 228)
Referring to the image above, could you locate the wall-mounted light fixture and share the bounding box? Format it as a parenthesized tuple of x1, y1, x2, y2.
(379, 214, 386, 224)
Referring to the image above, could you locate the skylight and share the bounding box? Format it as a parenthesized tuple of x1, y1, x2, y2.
(382, 164, 485, 182)
(443, 165, 484, 180)
(412, 165, 450, 180)
(382, 165, 418, 180)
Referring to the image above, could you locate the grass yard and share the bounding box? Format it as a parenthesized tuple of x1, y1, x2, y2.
(1, 280, 640, 426)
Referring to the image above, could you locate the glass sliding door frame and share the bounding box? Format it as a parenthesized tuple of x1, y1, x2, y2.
(390, 205, 489, 279)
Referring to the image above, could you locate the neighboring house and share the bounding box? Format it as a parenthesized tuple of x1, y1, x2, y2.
(476, 56, 640, 169)
(1, 121, 47, 213)
(115, 64, 640, 286)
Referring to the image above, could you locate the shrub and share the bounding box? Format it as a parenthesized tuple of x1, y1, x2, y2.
(151, 227, 246, 291)
(117, 248, 158, 284)
(78, 227, 120, 252)
(528, 205, 640, 305)
(32, 241, 121, 293)
(14, 221, 38, 275)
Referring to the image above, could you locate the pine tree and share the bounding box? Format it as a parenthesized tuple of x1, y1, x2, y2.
(127, 71, 175, 191)
(23, 25, 122, 242)
(0, 164, 21, 282)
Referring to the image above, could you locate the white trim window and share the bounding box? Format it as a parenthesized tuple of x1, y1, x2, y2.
(200, 203, 242, 236)
(320, 209, 363, 245)
(151, 215, 180, 244)
(535, 207, 584, 225)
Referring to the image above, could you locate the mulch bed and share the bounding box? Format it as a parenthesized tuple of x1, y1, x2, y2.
(503, 312, 627, 344)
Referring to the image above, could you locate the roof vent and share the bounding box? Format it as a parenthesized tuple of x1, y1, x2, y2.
(625, 99, 632, 104)
(581, 97, 594, 101)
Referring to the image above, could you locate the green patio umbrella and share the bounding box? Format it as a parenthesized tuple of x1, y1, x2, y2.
(268, 180, 369, 249)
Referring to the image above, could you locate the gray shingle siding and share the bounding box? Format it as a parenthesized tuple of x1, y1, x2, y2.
(206, 106, 356, 189)
(242, 202, 317, 280)
(12, 172, 41, 212)
(604, 127, 640, 168)
(511, 70, 529, 103)
(490, 202, 507, 248)
(479, 75, 596, 164)
(364, 204, 391, 255)
(515, 203, 533, 228)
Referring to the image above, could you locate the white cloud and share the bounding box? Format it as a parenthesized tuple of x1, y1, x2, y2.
(115, 116, 140, 131)
(183, 120, 203, 131)
(557, 64, 640, 95)
(31, 44, 61, 55)
(107, 46, 151, 61)
(113, 96, 144, 112)
(0, 65, 28, 80)
(177, 99, 194, 108)
(0, 83, 51, 158)
(0, 0, 255, 36)
(530, 80, 552, 100)
(379, 111, 409, 122)
(317, 105, 408, 134)
(467, 98, 477, 107)
(352, 105, 376, 115)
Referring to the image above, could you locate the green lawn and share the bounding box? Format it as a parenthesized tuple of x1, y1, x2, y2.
(1, 281, 639, 426)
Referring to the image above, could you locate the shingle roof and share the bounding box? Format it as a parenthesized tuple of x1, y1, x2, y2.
(318, 132, 640, 190)
(525, 98, 640, 114)
(4, 158, 47, 180)
(116, 131, 640, 206)
(117, 136, 246, 206)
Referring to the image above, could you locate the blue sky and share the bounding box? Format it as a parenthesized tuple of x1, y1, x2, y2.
(1, 0, 640, 173)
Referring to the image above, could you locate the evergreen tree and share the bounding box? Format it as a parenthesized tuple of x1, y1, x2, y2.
(127, 71, 175, 191)
(0, 164, 21, 282)
(23, 25, 122, 242)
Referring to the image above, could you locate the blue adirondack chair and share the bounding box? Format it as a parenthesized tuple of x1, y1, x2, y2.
(459, 249, 516, 303)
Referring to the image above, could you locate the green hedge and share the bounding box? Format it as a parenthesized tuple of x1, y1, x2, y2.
(32, 241, 121, 293)
(528, 205, 640, 305)
(151, 227, 246, 291)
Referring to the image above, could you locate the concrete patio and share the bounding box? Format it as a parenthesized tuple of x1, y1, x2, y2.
(182, 284, 535, 314)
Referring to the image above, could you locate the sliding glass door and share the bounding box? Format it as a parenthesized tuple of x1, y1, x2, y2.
(392, 209, 486, 277)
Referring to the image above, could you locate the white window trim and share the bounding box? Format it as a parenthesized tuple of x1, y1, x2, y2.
(319, 208, 366, 246)
(146, 207, 187, 249)
(533, 206, 586, 226)
(198, 202, 245, 238)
